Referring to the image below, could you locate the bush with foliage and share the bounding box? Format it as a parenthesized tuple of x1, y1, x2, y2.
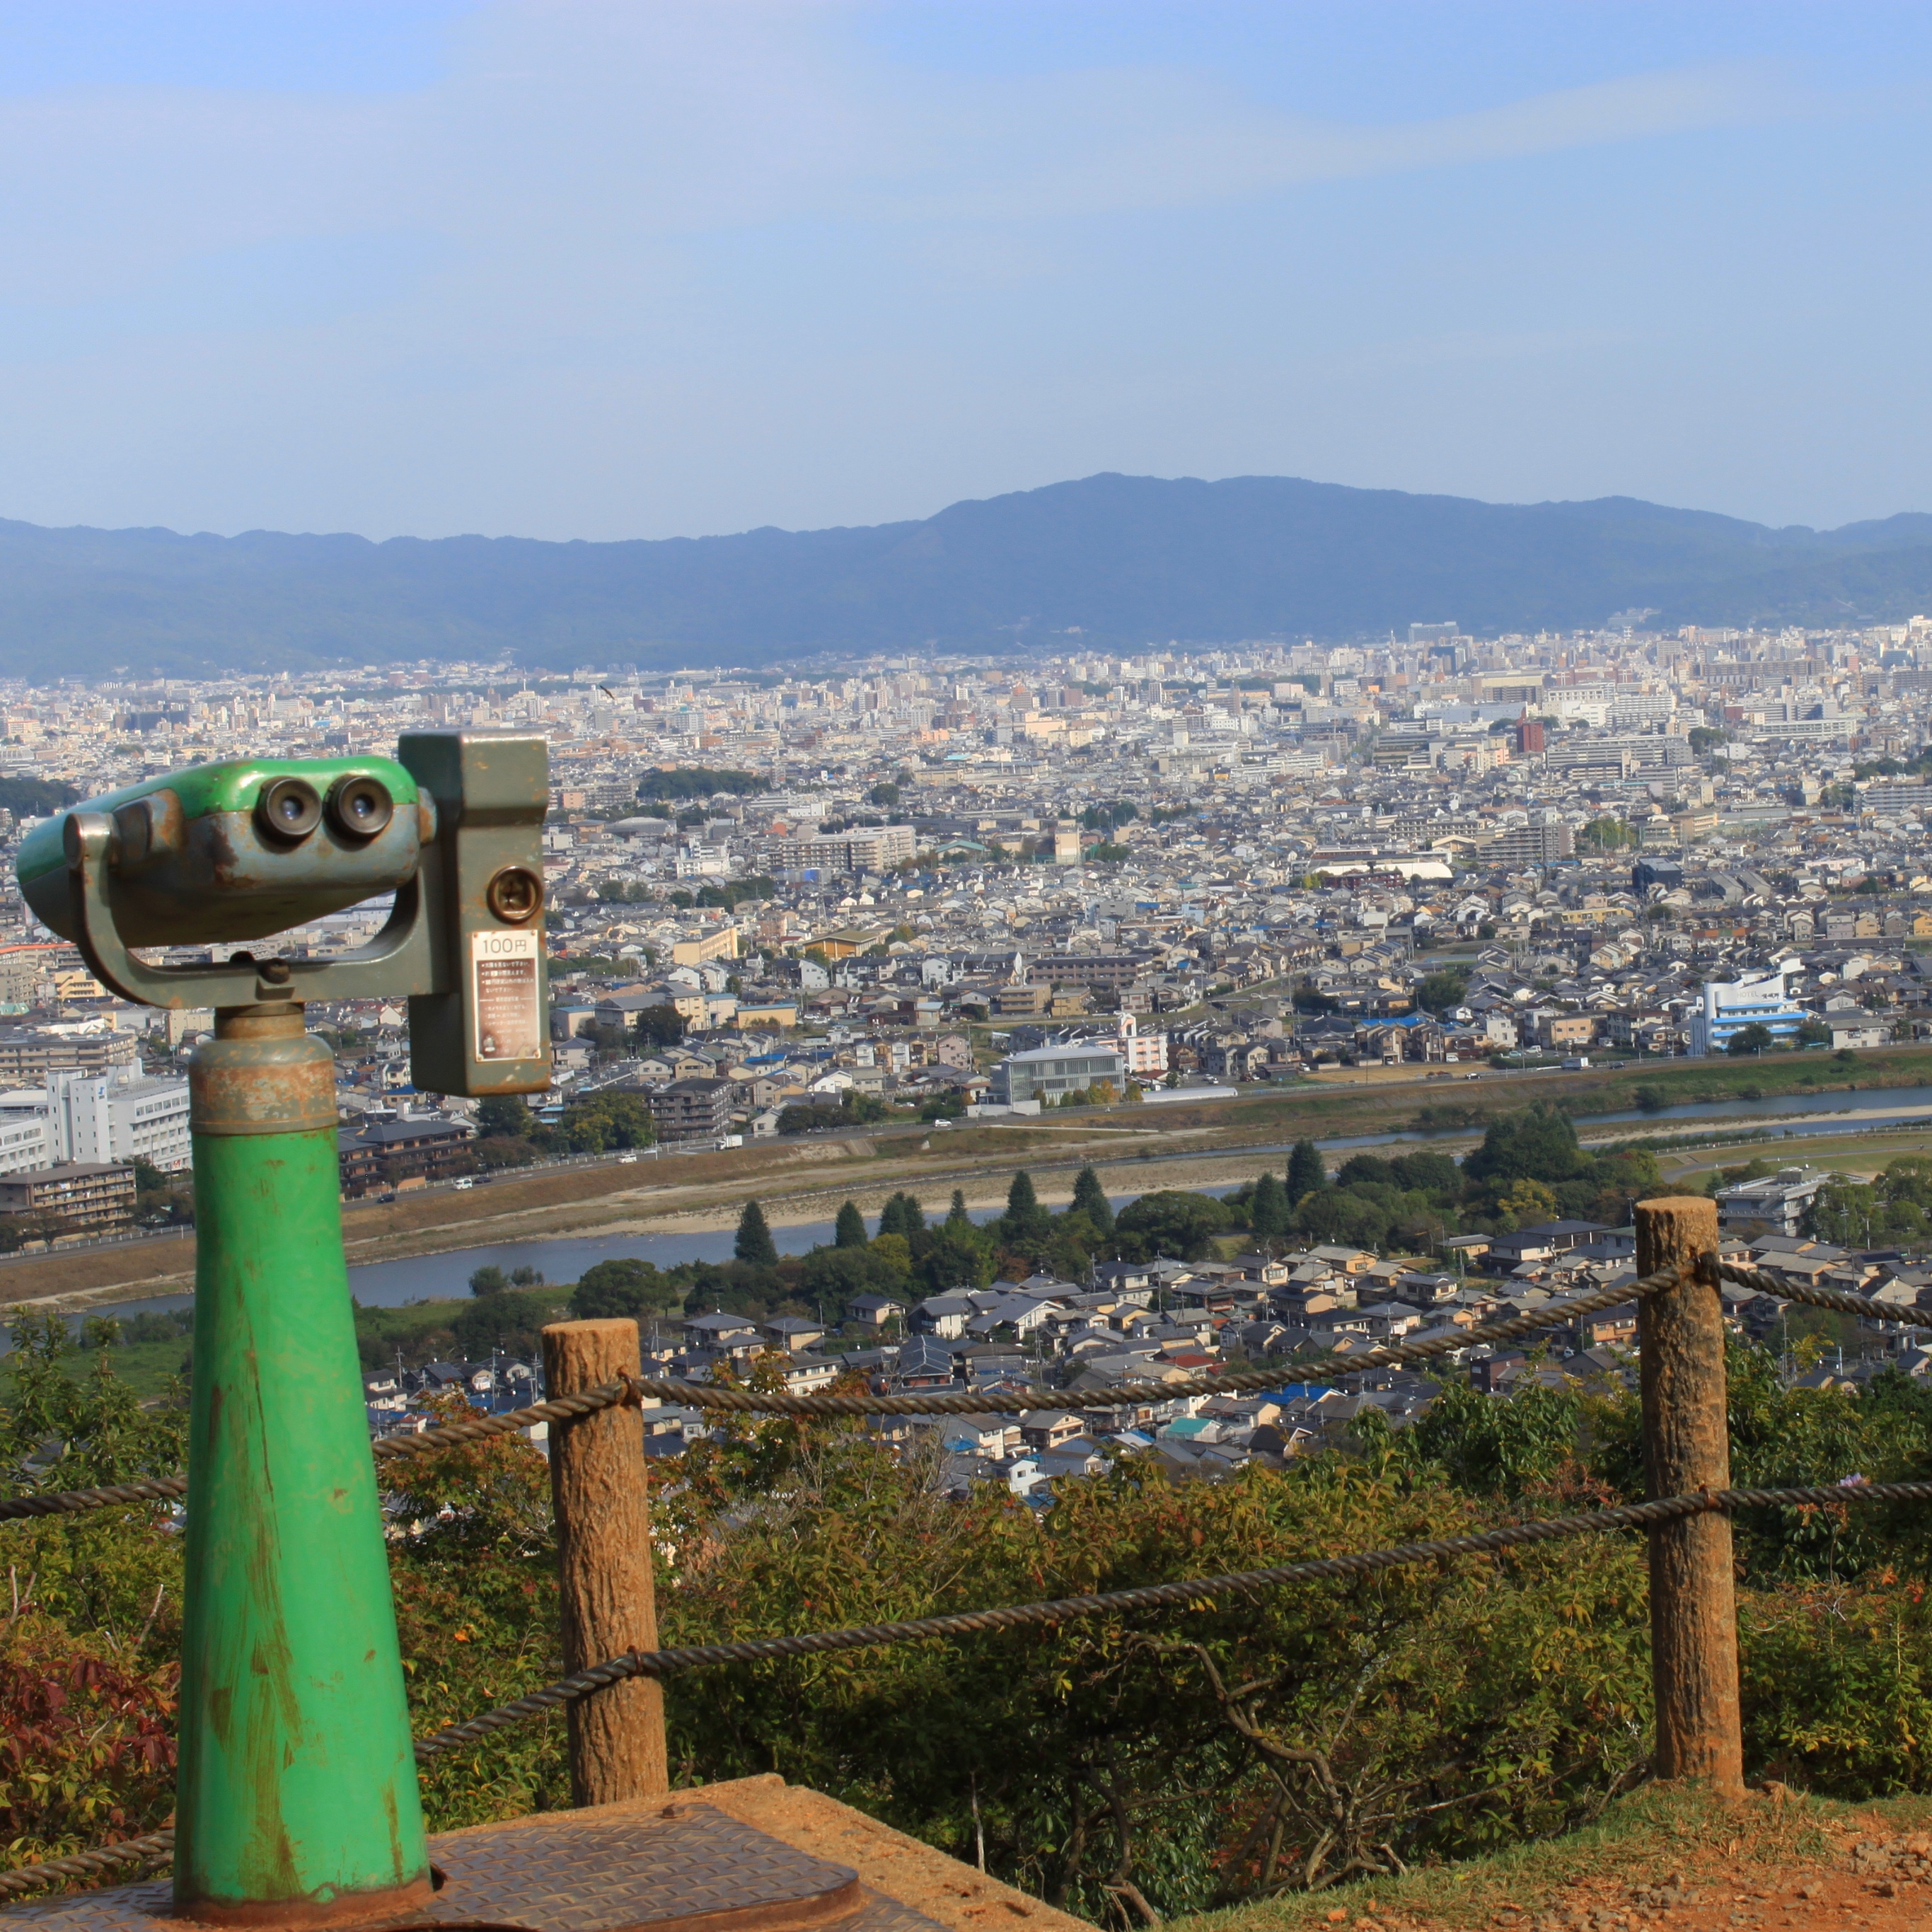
(1803, 1156, 1932, 1249)
(18, 1307, 1932, 1893)
(1113, 1189, 1233, 1261)
(1414, 966, 1471, 1016)
(569, 1259, 695, 1320)
(635, 1004, 687, 1048)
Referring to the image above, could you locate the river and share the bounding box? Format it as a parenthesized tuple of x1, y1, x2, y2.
(32, 1080, 1932, 1331)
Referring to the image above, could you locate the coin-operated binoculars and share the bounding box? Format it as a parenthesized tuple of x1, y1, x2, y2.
(16, 733, 549, 1927)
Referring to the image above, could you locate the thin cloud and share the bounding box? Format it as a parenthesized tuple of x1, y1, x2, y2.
(0, 4, 1812, 312)
(881, 62, 1798, 223)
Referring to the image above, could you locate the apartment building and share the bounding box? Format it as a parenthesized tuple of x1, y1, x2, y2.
(337, 1117, 476, 1198)
(0, 1161, 137, 1234)
(0, 1029, 138, 1082)
(647, 1077, 734, 1143)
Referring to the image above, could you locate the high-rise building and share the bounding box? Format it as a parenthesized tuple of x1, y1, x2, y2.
(49, 1070, 192, 1172)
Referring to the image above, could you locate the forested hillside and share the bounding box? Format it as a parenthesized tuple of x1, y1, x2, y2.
(5, 475, 1932, 674)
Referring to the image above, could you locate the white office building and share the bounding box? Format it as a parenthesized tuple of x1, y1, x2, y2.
(47, 1070, 192, 1172)
(990, 1043, 1126, 1106)
(1716, 1166, 1828, 1236)
(1687, 960, 1811, 1056)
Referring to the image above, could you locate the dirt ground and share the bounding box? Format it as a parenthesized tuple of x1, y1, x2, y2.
(1404, 1819, 1932, 1932)
(1181, 1796, 1932, 1932)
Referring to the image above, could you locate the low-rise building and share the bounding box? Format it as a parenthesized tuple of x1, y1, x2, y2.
(338, 1116, 476, 1198)
(0, 1029, 138, 1082)
(0, 1160, 136, 1234)
(1716, 1166, 1827, 1237)
(989, 1043, 1126, 1106)
(647, 1077, 734, 1143)
(1688, 961, 1810, 1055)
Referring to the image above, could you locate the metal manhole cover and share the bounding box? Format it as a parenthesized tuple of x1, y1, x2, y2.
(1, 1805, 951, 1932)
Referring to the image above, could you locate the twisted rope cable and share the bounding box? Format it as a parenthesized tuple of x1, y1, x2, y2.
(6, 1256, 1928, 1522)
(0, 1387, 648, 1521)
(412, 1476, 1932, 1759)
(0, 1474, 187, 1522)
(1715, 1261, 1932, 1328)
(617, 1271, 1675, 1417)
(0, 1829, 174, 1902)
(379, 1251, 1932, 1425)
(12, 1475, 1932, 1892)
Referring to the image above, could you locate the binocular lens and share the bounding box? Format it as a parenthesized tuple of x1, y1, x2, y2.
(256, 777, 323, 842)
(328, 774, 394, 840)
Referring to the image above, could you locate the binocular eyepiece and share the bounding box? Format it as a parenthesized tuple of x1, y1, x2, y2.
(20, 756, 429, 949)
(255, 772, 394, 845)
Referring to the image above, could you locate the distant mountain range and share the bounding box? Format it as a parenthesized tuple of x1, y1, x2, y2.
(5, 473, 1932, 676)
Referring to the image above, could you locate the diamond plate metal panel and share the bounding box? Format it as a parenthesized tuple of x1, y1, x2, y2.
(0, 1807, 954, 1932)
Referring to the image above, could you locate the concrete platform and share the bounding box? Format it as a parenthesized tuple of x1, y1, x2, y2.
(0, 1778, 1094, 1932)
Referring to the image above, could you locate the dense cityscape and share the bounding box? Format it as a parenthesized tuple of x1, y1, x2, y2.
(0, 619, 1926, 1474)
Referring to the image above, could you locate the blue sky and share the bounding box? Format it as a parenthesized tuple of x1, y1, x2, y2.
(0, 1, 1928, 543)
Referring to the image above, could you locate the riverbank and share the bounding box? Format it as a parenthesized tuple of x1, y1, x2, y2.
(10, 1043, 1932, 1319)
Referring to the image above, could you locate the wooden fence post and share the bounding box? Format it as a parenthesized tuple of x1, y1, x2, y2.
(1634, 1195, 1743, 1795)
(540, 1317, 669, 1806)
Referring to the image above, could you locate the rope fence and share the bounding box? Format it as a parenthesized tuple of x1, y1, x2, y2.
(408, 1476, 1932, 1757)
(9, 1472, 1928, 1903)
(4, 1248, 1929, 1900)
(5, 1258, 1926, 1523)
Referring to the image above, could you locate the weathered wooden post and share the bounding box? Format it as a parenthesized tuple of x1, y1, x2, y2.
(1634, 1195, 1744, 1795)
(542, 1317, 669, 1805)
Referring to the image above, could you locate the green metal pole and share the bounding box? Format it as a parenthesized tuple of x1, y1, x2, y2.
(173, 1005, 429, 1925)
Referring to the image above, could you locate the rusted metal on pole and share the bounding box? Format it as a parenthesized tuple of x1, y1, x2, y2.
(542, 1319, 669, 1805)
(1635, 1195, 1744, 1795)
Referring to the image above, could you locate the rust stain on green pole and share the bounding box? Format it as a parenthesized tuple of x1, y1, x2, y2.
(173, 1007, 429, 1925)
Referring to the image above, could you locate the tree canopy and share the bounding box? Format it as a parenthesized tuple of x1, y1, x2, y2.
(636, 767, 768, 802)
(1113, 1189, 1234, 1261)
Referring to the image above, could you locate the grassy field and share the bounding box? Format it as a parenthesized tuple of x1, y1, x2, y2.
(1656, 1123, 1932, 1188)
(69, 1319, 193, 1399)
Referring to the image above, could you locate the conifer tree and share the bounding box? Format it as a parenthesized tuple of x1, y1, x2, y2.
(1249, 1172, 1288, 1242)
(1070, 1165, 1115, 1237)
(878, 1191, 925, 1240)
(1002, 1169, 1052, 1250)
(734, 1198, 778, 1267)
(834, 1201, 868, 1248)
(1287, 1138, 1326, 1201)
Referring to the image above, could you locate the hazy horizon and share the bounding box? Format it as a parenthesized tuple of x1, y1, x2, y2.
(6, 469, 1932, 553)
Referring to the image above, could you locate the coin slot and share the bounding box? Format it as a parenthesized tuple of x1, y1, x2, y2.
(485, 865, 543, 924)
